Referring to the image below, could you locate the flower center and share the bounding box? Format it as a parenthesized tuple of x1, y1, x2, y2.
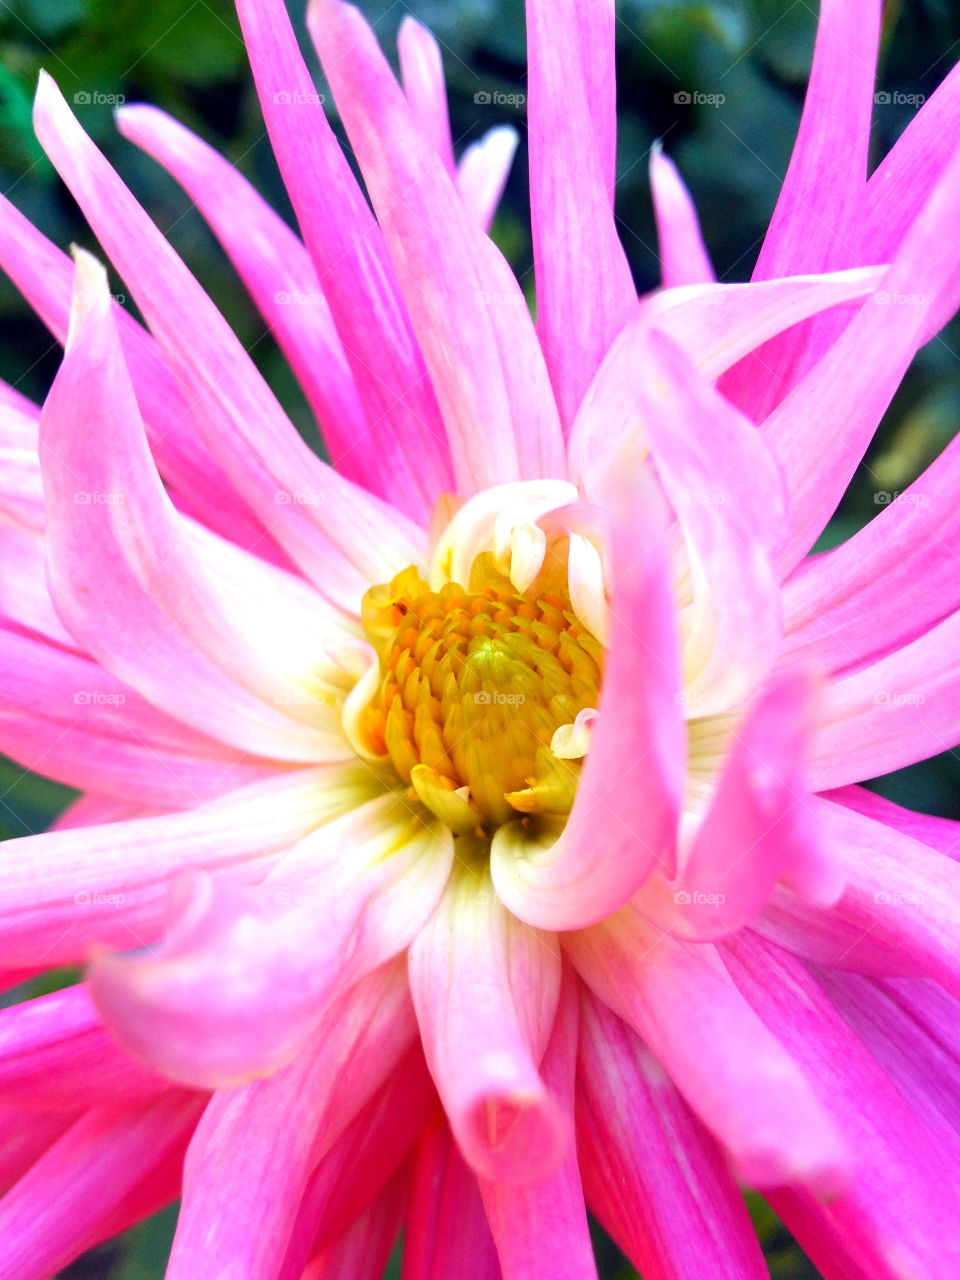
(359, 551, 603, 833)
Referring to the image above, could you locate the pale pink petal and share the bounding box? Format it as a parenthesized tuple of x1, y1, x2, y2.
(90, 798, 452, 1086)
(114, 104, 386, 499)
(282, 1048, 433, 1276)
(809, 608, 960, 787)
(52, 793, 157, 831)
(33, 73, 425, 601)
(566, 911, 848, 1191)
(657, 670, 842, 941)
(398, 16, 456, 176)
(0, 390, 43, 529)
(41, 251, 356, 762)
(0, 191, 275, 557)
(0, 764, 363, 968)
(408, 864, 565, 1184)
(234, 0, 453, 519)
(491, 472, 685, 929)
(649, 143, 715, 286)
(0, 523, 78, 648)
(527, 0, 636, 430)
(722, 0, 882, 420)
(826, 784, 960, 859)
(165, 961, 415, 1278)
(479, 968, 597, 1278)
(457, 126, 520, 232)
(403, 1117, 499, 1279)
(782, 435, 960, 675)
(724, 931, 960, 1279)
(0, 1092, 202, 1280)
(577, 991, 768, 1280)
(766, 143, 960, 575)
(0, 626, 282, 807)
(310, 0, 565, 489)
(754, 795, 960, 996)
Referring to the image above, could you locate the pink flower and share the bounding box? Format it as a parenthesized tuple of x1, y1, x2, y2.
(0, 1, 959, 1277)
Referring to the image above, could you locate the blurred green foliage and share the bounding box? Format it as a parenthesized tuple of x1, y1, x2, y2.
(0, 0, 959, 1276)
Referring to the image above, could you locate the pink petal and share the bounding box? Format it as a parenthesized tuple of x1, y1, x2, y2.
(0, 523, 78, 649)
(577, 991, 768, 1280)
(309, 0, 565, 490)
(765, 142, 960, 575)
(722, 0, 882, 420)
(165, 961, 416, 1278)
(527, 0, 636, 430)
(755, 795, 960, 996)
(403, 1116, 500, 1280)
(0, 1107, 75, 1197)
(658, 670, 842, 941)
(649, 143, 715, 286)
(0, 764, 358, 968)
(0, 626, 282, 807)
(566, 911, 849, 1192)
(90, 798, 452, 1086)
(809, 608, 960, 788)
(301, 1173, 406, 1280)
(0, 1092, 202, 1280)
(782, 435, 960, 676)
(457, 126, 520, 232)
(491, 471, 685, 930)
(0, 983, 168, 1111)
(826, 784, 960, 859)
(0, 192, 275, 558)
(41, 251, 355, 762)
(398, 16, 456, 176)
(724, 931, 960, 1279)
(114, 104, 388, 502)
(234, 0, 453, 520)
(32, 73, 424, 602)
(479, 967, 597, 1279)
(408, 864, 565, 1184)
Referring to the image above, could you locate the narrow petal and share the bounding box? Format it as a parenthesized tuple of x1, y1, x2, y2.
(0, 764, 369, 968)
(0, 1108, 75, 1198)
(234, 0, 453, 519)
(165, 962, 415, 1279)
(664, 672, 843, 939)
(301, 1174, 406, 1280)
(722, 0, 882, 420)
(765, 142, 960, 575)
(724, 932, 960, 1280)
(0, 1092, 202, 1280)
(32, 73, 424, 602)
(755, 795, 960, 997)
(577, 991, 768, 1280)
(457, 126, 519, 232)
(408, 863, 564, 1184)
(114, 105, 387, 500)
(810, 608, 960, 787)
(403, 1117, 500, 1280)
(0, 984, 168, 1111)
(90, 797, 452, 1086)
(479, 968, 598, 1279)
(649, 144, 715, 287)
(0, 627, 282, 807)
(491, 472, 685, 930)
(527, 0, 636, 429)
(398, 16, 455, 176)
(782, 434, 960, 676)
(566, 911, 849, 1192)
(310, 0, 565, 489)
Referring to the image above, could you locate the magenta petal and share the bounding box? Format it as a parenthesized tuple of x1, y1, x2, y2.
(649, 143, 715, 287)
(398, 16, 456, 177)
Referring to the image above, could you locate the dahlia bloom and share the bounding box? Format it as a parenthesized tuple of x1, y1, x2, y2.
(1, 0, 960, 1276)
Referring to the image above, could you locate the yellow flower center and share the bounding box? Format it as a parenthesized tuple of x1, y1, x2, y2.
(360, 550, 603, 834)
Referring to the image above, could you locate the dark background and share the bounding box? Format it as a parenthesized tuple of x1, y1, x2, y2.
(0, 0, 958, 1274)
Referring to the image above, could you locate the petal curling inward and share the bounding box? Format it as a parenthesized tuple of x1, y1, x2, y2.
(90, 797, 453, 1087)
(491, 473, 685, 930)
(32, 73, 424, 603)
(408, 863, 565, 1185)
(655, 670, 843, 942)
(527, 0, 636, 431)
(566, 911, 849, 1193)
(310, 0, 566, 490)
